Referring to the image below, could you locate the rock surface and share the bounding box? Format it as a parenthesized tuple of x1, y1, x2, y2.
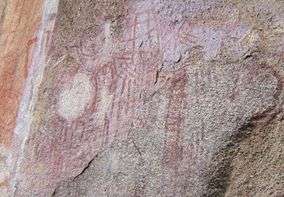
(0, 0, 283, 196)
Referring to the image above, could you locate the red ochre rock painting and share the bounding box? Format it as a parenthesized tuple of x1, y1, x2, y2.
(1, 0, 284, 196)
(0, 0, 44, 195)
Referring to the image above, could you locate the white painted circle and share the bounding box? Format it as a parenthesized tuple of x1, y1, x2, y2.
(57, 73, 93, 121)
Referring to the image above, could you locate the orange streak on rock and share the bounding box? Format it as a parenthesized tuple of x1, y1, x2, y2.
(0, 0, 43, 147)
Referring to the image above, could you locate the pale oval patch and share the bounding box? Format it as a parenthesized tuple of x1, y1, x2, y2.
(57, 73, 93, 121)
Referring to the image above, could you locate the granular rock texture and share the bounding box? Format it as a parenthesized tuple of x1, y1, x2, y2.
(0, 0, 283, 196)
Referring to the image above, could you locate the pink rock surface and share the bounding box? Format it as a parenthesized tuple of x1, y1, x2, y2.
(0, 0, 283, 196)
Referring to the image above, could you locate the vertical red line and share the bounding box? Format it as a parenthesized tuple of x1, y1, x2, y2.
(131, 16, 138, 65)
(164, 71, 187, 168)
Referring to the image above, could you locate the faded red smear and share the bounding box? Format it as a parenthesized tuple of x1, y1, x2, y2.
(0, 38, 37, 146)
(164, 70, 188, 168)
(0, 0, 42, 147)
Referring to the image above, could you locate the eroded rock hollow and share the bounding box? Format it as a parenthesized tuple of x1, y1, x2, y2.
(0, 0, 283, 196)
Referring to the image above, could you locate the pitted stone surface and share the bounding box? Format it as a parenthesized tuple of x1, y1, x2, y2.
(0, 0, 283, 196)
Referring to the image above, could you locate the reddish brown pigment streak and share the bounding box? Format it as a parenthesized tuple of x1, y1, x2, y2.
(0, 40, 38, 146)
(0, 0, 42, 147)
(164, 70, 188, 168)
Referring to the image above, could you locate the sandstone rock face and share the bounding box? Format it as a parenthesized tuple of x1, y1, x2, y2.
(0, 0, 283, 196)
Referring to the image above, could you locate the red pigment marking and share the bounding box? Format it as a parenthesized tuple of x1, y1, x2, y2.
(32, 59, 121, 176)
(96, 61, 118, 93)
(28, 7, 179, 184)
(178, 21, 199, 45)
(0, 36, 37, 146)
(24, 37, 37, 77)
(103, 114, 110, 145)
(50, 136, 63, 176)
(164, 70, 188, 169)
